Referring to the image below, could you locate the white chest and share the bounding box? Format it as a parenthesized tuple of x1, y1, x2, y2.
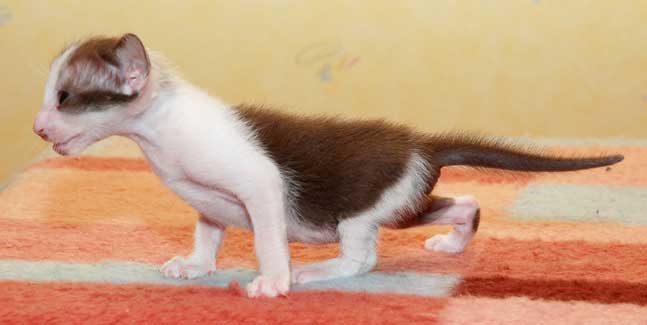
(166, 178, 252, 229)
(136, 136, 252, 229)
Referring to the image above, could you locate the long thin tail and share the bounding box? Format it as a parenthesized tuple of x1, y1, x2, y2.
(423, 132, 624, 171)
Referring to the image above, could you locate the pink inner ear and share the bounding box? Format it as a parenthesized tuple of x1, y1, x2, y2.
(126, 66, 146, 92)
(114, 34, 150, 92)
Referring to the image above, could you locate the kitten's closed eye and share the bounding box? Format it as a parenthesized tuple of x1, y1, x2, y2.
(57, 90, 70, 106)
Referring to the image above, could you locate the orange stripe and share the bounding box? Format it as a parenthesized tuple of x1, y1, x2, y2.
(0, 219, 192, 264)
(375, 235, 647, 283)
(0, 281, 446, 324)
(28, 156, 151, 172)
(0, 219, 257, 268)
(478, 220, 647, 244)
(439, 168, 535, 184)
(441, 296, 647, 324)
(0, 168, 195, 226)
(4, 217, 647, 285)
(455, 276, 647, 306)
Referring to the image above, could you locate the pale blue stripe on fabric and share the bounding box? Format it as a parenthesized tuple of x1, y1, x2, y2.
(0, 260, 460, 297)
(507, 184, 647, 225)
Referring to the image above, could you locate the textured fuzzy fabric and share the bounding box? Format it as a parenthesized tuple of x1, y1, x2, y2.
(2, 282, 446, 324)
(510, 184, 647, 224)
(0, 260, 459, 297)
(1, 139, 646, 323)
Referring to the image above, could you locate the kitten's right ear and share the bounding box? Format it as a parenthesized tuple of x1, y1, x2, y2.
(114, 33, 150, 95)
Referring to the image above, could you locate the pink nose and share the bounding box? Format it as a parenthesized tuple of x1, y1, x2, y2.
(33, 122, 49, 141)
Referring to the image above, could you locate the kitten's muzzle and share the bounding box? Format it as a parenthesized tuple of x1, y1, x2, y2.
(33, 121, 50, 141)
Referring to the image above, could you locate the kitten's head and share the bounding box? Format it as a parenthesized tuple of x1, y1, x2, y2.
(33, 33, 150, 155)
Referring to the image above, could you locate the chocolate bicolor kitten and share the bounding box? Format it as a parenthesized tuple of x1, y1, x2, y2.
(33, 34, 623, 298)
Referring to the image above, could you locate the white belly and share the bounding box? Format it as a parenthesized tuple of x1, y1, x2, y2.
(168, 178, 252, 230)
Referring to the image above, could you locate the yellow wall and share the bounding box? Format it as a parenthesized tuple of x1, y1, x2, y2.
(1, 1, 646, 181)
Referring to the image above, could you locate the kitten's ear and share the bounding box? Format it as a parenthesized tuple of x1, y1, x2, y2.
(114, 33, 150, 95)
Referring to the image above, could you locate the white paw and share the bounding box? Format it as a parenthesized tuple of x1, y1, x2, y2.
(246, 272, 290, 298)
(291, 266, 324, 284)
(291, 264, 340, 284)
(291, 257, 372, 284)
(424, 234, 467, 254)
(160, 256, 216, 279)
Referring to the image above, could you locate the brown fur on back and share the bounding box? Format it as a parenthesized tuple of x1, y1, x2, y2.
(235, 105, 431, 229)
(235, 105, 623, 230)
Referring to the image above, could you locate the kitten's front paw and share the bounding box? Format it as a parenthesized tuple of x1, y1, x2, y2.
(246, 272, 290, 298)
(160, 256, 216, 279)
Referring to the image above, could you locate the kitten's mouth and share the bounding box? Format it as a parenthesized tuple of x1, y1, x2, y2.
(53, 134, 81, 155)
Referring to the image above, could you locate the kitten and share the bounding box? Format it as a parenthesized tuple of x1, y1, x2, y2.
(33, 33, 623, 298)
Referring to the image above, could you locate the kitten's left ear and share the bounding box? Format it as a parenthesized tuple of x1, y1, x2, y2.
(114, 33, 150, 95)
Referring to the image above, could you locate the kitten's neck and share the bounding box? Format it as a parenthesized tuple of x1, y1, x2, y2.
(117, 54, 182, 149)
(117, 53, 233, 153)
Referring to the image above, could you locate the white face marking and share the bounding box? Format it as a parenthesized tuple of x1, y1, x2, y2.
(43, 43, 79, 108)
(34, 43, 98, 155)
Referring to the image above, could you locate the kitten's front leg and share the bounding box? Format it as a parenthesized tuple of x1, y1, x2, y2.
(161, 215, 225, 279)
(242, 177, 291, 298)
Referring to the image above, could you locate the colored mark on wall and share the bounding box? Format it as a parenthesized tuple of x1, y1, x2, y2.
(0, 6, 11, 27)
(295, 40, 361, 82)
(319, 63, 332, 82)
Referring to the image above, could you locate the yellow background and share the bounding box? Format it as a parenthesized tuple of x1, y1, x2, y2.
(1, 1, 646, 182)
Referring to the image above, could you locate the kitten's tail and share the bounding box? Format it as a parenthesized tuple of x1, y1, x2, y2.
(422, 132, 623, 171)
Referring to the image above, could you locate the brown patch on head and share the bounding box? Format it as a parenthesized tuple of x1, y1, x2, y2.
(54, 34, 149, 113)
(68, 37, 123, 68)
(56, 37, 126, 112)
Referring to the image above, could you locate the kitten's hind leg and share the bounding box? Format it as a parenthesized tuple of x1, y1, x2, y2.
(291, 217, 379, 284)
(419, 195, 480, 253)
